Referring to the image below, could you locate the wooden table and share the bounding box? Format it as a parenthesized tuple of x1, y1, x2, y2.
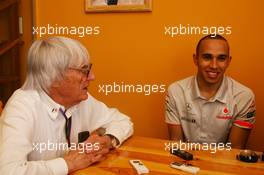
(72, 136, 264, 175)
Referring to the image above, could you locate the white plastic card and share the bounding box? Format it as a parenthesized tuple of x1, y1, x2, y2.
(129, 159, 149, 174)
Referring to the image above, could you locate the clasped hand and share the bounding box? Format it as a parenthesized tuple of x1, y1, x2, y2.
(64, 134, 112, 173)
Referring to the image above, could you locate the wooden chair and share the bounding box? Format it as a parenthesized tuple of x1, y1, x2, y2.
(0, 100, 3, 114)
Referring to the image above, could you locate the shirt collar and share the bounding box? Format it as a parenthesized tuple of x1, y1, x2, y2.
(39, 91, 78, 120)
(191, 76, 201, 99)
(191, 75, 227, 104)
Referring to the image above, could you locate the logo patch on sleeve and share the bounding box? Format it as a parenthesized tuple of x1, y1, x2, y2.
(246, 111, 256, 118)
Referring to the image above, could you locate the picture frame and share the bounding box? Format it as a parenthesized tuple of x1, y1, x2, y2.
(85, 0, 152, 13)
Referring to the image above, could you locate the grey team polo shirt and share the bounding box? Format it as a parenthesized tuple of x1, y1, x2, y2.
(165, 76, 256, 143)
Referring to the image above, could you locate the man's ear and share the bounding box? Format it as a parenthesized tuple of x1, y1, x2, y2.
(193, 54, 198, 66)
(50, 80, 61, 88)
(227, 56, 232, 66)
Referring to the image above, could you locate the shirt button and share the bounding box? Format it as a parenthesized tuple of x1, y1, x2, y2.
(20, 162, 27, 166)
(52, 108, 57, 112)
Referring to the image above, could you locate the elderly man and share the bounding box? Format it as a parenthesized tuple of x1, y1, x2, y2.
(0, 36, 133, 174)
(165, 34, 256, 149)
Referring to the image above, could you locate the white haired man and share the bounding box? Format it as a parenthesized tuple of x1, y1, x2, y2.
(0, 36, 133, 174)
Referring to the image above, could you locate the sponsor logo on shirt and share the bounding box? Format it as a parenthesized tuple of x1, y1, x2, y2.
(216, 115, 233, 120)
(223, 107, 228, 114)
(216, 107, 233, 120)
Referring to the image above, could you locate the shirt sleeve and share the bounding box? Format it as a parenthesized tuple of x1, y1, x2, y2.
(0, 99, 68, 175)
(86, 95, 133, 146)
(233, 90, 256, 129)
(165, 84, 181, 125)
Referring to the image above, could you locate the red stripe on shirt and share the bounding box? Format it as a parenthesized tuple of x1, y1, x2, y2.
(234, 120, 254, 129)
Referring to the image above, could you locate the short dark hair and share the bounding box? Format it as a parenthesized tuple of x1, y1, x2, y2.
(196, 34, 229, 55)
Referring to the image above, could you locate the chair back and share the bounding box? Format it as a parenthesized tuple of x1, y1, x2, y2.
(0, 100, 3, 114)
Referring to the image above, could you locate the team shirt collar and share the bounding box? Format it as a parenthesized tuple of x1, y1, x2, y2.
(191, 75, 227, 103)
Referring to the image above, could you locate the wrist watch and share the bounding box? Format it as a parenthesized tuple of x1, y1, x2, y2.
(106, 134, 119, 148)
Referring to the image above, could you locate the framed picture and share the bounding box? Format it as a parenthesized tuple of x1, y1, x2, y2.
(85, 0, 152, 13)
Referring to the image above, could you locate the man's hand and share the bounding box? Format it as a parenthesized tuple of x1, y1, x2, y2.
(64, 134, 113, 173)
(64, 147, 108, 174)
(84, 134, 113, 153)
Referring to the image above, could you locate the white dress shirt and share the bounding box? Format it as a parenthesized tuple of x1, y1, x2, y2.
(0, 89, 133, 175)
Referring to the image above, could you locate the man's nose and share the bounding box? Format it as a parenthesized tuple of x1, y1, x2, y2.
(87, 70, 95, 80)
(209, 58, 217, 69)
